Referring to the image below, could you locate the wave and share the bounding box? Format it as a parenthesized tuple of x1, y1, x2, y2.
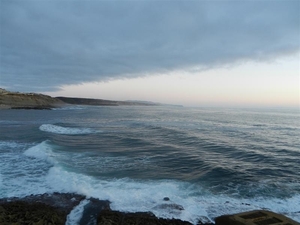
(4, 141, 300, 223)
(39, 124, 99, 135)
(23, 141, 57, 164)
(0, 173, 2, 188)
(65, 199, 90, 225)
(44, 166, 300, 224)
(0, 141, 23, 150)
(52, 106, 88, 111)
(0, 141, 54, 198)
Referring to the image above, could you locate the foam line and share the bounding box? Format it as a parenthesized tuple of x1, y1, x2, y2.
(23, 141, 57, 164)
(45, 166, 300, 224)
(65, 199, 90, 225)
(39, 124, 99, 135)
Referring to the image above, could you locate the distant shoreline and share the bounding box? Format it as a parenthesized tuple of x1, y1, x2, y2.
(0, 88, 181, 109)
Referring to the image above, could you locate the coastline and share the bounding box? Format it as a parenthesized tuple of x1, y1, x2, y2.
(0, 192, 204, 225)
(1, 193, 299, 225)
(0, 88, 65, 110)
(0, 88, 181, 109)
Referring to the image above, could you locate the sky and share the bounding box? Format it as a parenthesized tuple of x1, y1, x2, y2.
(0, 0, 299, 107)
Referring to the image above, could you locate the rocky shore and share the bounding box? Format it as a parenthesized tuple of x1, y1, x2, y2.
(0, 192, 212, 225)
(1, 193, 299, 225)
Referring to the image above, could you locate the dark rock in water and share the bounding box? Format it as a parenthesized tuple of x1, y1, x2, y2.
(163, 197, 170, 201)
(80, 198, 111, 225)
(241, 202, 251, 206)
(0, 192, 219, 225)
(153, 203, 184, 211)
(97, 210, 193, 225)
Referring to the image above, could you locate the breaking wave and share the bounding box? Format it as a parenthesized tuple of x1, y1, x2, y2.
(45, 166, 300, 224)
(23, 141, 57, 164)
(39, 124, 99, 135)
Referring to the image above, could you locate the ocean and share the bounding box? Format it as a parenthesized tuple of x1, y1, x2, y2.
(0, 106, 299, 224)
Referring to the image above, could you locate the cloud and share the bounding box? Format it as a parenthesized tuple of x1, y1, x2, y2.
(0, 0, 299, 92)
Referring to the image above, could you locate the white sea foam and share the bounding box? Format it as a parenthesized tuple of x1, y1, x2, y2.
(52, 106, 87, 111)
(3, 143, 300, 224)
(0, 141, 22, 150)
(0, 173, 3, 187)
(23, 141, 57, 164)
(39, 124, 99, 135)
(2, 153, 300, 224)
(0, 141, 54, 198)
(65, 199, 90, 225)
(44, 166, 300, 224)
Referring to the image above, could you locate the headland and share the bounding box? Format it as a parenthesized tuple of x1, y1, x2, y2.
(0, 88, 171, 109)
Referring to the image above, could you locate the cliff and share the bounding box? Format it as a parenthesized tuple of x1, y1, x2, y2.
(0, 88, 173, 109)
(56, 96, 160, 106)
(0, 88, 65, 109)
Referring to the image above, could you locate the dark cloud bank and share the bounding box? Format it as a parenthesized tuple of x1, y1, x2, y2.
(0, 0, 299, 92)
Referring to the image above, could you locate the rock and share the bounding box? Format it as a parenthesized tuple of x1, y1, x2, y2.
(4, 192, 86, 213)
(0, 192, 86, 225)
(215, 210, 300, 225)
(0, 88, 9, 94)
(0, 89, 65, 109)
(97, 210, 193, 225)
(241, 202, 251, 206)
(79, 198, 111, 225)
(0, 200, 67, 225)
(163, 197, 170, 201)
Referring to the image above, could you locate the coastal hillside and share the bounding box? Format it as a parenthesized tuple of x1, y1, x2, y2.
(56, 97, 160, 106)
(0, 88, 65, 109)
(0, 88, 161, 109)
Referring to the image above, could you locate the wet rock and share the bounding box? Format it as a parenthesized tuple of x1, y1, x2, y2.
(0, 192, 86, 225)
(0, 200, 66, 225)
(215, 210, 300, 225)
(97, 210, 193, 225)
(241, 202, 251, 206)
(163, 197, 170, 201)
(2, 192, 86, 213)
(80, 198, 111, 225)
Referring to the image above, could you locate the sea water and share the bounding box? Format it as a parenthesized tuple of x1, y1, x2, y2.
(0, 106, 299, 224)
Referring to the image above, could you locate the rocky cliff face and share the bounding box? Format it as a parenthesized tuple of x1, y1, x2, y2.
(0, 88, 65, 109)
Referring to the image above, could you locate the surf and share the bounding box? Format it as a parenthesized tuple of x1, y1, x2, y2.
(39, 124, 100, 135)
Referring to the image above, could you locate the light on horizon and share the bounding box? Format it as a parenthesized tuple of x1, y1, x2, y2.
(43, 57, 300, 108)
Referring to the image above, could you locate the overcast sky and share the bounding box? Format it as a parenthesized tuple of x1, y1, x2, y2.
(0, 0, 299, 107)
